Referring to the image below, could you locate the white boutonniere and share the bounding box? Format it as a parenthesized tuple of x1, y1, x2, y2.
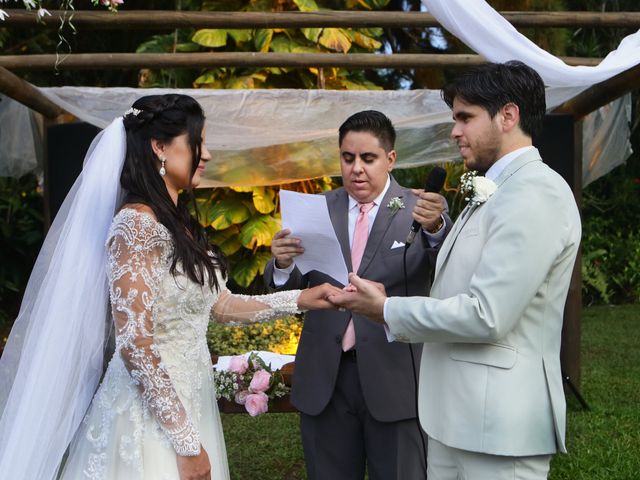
(387, 197, 405, 214)
(460, 171, 497, 206)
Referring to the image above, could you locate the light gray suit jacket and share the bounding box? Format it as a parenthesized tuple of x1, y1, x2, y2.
(386, 149, 581, 456)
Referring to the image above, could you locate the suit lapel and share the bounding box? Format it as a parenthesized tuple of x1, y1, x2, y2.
(358, 177, 404, 276)
(434, 203, 478, 275)
(326, 189, 353, 271)
(435, 148, 543, 278)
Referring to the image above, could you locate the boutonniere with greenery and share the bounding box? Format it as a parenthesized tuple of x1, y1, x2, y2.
(387, 197, 405, 214)
(460, 171, 497, 207)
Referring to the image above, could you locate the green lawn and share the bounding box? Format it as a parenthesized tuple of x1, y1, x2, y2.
(222, 304, 640, 480)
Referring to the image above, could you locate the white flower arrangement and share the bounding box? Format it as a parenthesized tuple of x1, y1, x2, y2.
(460, 171, 497, 206)
(386, 197, 405, 214)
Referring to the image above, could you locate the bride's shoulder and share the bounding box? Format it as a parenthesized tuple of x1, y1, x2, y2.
(108, 204, 171, 246)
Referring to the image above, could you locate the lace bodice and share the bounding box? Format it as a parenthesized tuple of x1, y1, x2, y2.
(106, 208, 301, 457)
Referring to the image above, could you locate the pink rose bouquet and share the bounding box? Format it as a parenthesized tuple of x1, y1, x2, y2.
(214, 352, 289, 416)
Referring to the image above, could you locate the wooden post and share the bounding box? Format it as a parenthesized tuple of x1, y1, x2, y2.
(0, 66, 65, 119)
(535, 114, 583, 390)
(553, 62, 640, 119)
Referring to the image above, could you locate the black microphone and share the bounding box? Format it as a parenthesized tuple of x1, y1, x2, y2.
(405, 166, 447, 245)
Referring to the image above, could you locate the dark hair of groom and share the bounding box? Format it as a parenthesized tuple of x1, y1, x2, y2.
(441, 60, 546, 138)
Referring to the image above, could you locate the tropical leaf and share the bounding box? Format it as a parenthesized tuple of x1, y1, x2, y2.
(351, 31, 382, 50)
(176, 42, 202, 53)
(252, 187, 276, 214)
(227, 29, 253, 44)
(193, 70, 226, 88)
(209, 226, 243, 256)
(239, 215, 281, 248)
(231, 251, 273, 287)
(319, 28, 352, 53)
(292, 45, 322, 54)
(226, 74, 261, 89)
(254, 29, 274, 52)
(269, 35, 294, 53)
(293, 0, 319, 12)
(301, 28, 322, 43)
(230, 186, 254, 193)
(207, 198, 251, 230)
(357, 0, 391, 9)
(192, 29, 228, 48)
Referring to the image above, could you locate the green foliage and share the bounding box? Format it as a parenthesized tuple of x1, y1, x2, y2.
(140, 0, 388, 90)
(0, 176, 43, 333)
(207, 315, 303, 355)
(193, 177, 337, 289)
(580, 159, 640, 305)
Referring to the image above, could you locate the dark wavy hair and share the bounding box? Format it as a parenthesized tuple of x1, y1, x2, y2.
(338, 110, 396, 153)
(121, 94, 226, 291)
(441, 60, 546, 138)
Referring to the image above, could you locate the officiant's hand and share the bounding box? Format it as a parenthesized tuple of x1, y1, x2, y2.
(298, 283, 344, 310)
(329, 273, 387, 323)
(412, 190, 447, 233)
(271, 229, 304, 269)
(177, 447, 211, 480)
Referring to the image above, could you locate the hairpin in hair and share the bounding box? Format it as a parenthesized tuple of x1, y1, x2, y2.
(124, 107, 142, 117)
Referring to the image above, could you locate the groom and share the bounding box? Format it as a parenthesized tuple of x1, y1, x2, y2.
(329, 61, 581, 479)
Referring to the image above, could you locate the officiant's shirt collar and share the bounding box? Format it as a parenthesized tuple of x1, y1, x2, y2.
(348, 175, 391, 210)
(485, 146, 536, 181)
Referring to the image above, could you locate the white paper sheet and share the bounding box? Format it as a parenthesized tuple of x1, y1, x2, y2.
(279, 190, 349, 285)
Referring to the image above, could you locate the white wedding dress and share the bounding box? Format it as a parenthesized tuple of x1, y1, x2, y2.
(58, 208, 301, 480)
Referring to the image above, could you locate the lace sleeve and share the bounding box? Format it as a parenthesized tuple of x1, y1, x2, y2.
(107, 210, 200, 457)
(212, 289, 302, 325)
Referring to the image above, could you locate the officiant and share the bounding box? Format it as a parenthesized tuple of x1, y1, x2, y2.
(264, 110, 451, 480)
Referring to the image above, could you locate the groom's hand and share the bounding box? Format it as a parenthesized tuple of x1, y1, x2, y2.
(328, 273, 387, 323)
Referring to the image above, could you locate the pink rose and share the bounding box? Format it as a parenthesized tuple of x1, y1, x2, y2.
(249, 370, 271, 393)
(234, 390, 249, 405)
(228, 355, 249, 374)
(244, 392, 269, 417)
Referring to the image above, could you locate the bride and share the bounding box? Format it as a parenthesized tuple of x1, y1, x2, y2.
(0, 94, 339, 480)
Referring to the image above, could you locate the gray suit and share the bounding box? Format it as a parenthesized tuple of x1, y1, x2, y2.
(265, 176, 449, 479)
(386, 149, 581, 459)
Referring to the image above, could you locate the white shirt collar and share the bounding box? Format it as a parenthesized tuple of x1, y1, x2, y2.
(485, 146, 536, 181)
(348, 175, 391, 210)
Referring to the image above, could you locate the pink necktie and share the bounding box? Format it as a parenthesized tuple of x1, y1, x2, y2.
(342, 202, 375, 352)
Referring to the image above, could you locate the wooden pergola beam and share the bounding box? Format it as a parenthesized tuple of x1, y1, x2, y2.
(0, 52, 602, 71)
(553, 62, 640, 119)
(0, 66, 65, 119)
(2, 10, 640, 30)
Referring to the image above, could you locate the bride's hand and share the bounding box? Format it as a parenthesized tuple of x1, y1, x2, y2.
(297, 283, 344, 310)
(177, 447, 211, 480)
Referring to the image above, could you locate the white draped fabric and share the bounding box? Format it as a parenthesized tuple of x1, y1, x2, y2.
(422, 0, 640, 109)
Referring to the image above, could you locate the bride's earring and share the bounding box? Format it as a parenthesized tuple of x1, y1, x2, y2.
(159, 155, 167, 176)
